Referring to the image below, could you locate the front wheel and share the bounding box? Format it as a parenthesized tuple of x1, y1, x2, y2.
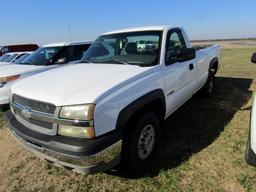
(122, 113, 160, 171)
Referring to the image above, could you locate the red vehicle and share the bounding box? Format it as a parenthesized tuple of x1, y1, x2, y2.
(0, 44, 39, 56)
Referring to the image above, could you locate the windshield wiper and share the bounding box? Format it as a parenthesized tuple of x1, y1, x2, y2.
(79, 59, 94, 64)
(107, 59, 130, 65)
(20, 62, 33, 65)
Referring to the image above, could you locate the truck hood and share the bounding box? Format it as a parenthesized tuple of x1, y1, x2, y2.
(12, 63, 155, 106)
(0, 64, 45, 77)
(0, 62, 13, 67)
(0, 62, 11, 66)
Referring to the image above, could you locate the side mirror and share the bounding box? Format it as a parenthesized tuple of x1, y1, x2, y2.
(167, 48, 196, 64)
(177, 48, 196, 62)
(251, 53, 256, 63)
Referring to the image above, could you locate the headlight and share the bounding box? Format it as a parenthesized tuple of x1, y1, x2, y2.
(58, 125, 95, 138)
(0, 75, 20, 84)
(59, 104, 96, 138)
(59, 104, 95, 120)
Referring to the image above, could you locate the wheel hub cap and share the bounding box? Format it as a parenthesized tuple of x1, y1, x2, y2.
(137, 124, 155, 160)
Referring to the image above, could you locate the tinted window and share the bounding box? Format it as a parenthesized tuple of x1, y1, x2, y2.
(4, 54, 18, 62)
(0, 54, 11, 61)
(82, 31, 161, 66)
(13, 53, 30, 64)
(21, 44, 91, 66)
(2, 47, 9, 54)
(53, 44, 91, 64)
(11, 53, 25, 63)
(21, 47, 62, 65)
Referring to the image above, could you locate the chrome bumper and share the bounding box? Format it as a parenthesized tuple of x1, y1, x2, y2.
(10, 129, 122, 174)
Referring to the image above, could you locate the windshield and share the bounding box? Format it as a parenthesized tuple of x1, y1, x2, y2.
(12, 53, 30, 64)
(0, 54, 11, 62)
(21, 44, 90, 66)
(21, 47, 62, 65)
(81, 31, 162, 66)
(4, 54, 18, 62)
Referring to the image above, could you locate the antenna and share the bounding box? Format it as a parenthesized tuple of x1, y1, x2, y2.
(67, 20, 72, 42)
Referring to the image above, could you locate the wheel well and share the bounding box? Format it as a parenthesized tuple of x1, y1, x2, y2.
(116, 89, 166, 131)
(128, 99, 165, 125)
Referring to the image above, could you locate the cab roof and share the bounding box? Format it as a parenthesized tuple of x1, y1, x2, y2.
(102, 25, 179, 35)
(43, 41, 93, 48)
(3, 51, 32, 55)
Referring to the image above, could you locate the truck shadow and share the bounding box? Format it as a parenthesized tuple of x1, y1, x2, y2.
(109, 76, 253, 178)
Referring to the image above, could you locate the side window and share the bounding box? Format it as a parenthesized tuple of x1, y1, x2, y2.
(165, 30, 186, 64)
(2, 47, 9, 54)
(56, 45, 91, 63)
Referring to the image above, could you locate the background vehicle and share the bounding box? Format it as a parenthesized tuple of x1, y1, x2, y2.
(0, 52, 17, 62)
(0, 41, 92, 110)
(5, 26, 220, 174)
(12, 52, 33, 64)
(0, 44, 38, 56)
(0, 53, 12, 62)
(0, 52, 32, 64)
(0, 52, 33, 67)
(245, 53, 256, 166)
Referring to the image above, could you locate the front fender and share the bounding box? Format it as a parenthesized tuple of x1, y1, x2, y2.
(93, 67, 165, 137)
(116, 89, 166, 129)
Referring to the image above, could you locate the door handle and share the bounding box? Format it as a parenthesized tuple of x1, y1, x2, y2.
(189, 63, 194, 70)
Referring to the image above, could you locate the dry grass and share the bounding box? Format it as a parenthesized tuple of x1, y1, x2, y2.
(0, 47, 256, 191)
(192, 40, 256, 49)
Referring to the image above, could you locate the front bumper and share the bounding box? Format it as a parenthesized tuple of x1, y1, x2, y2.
(5, 111, 122, 174)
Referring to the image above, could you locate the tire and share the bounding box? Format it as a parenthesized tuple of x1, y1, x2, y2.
(121, 113, 160, 172)
(245, 136, 256, 166)
(201, 71, 215, 97)
(0, 104, 9, 112)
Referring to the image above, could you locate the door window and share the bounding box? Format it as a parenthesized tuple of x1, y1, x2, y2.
(165, 30, 186, 65)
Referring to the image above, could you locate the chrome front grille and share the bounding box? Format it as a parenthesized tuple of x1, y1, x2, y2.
(11, 94, 91, 136)
(23, 116, 53, 129)
(12, 94, 57, 133)
(13, 94, 56, 114)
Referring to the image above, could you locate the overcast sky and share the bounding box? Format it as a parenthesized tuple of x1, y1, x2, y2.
(1, 0, 256, 45)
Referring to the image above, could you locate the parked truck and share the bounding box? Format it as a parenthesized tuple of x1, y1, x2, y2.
(5, 26, 221, 174)
(0, 41, 92, 111)
(0, 52, 33, 65)
(0, 44, 38, 56)
(245, 52, 256, 166)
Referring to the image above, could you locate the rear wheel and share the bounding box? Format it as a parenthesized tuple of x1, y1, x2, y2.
(122, 113, 160, 171)
(201, 71, 215, 97)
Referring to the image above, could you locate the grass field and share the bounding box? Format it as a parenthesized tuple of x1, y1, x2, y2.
(0, 48, 256, 192)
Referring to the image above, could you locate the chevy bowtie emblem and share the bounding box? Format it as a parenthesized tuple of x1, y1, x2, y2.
(21, 108, 32, 119)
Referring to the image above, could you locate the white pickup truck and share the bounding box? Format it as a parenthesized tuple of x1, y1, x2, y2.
(5, 26, 220, 174)
(245, 53, 256, 166)
(0, 41, 92, 110)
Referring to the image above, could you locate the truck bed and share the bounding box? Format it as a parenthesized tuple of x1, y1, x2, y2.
(193, 44, 216, 51)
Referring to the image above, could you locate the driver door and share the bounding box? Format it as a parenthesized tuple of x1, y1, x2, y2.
(163, 29, 197, 116)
